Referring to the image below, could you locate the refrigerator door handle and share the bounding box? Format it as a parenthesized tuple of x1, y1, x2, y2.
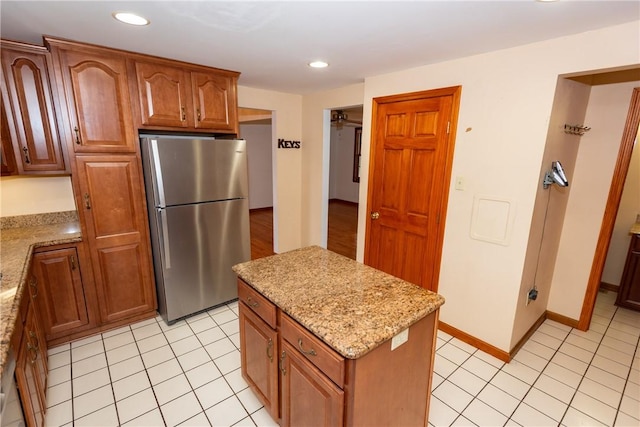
(157, 208, 171, 269)
(150, 139, 167, 207)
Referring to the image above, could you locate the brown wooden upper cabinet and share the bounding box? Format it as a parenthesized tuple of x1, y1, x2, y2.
(0, 40, 68, 174)
(46, 38, 138, 154)
(132, 59, 239, 134)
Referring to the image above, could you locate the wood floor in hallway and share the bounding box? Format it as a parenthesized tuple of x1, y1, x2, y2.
(249, 199, 358, 260)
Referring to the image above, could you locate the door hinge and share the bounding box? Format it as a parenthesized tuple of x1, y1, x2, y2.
(446, 121, 450, 134)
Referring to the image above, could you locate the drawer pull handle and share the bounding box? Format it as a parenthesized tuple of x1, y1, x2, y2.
(74, 126, 81, 144)
(27, 343, 37, 364)
(71, 255, 77, 270)
(29, 330, 39, 350)
(197, 108, 201, 122)
(22, 146, 31, 164)
(297, 338, 317, 357)
(246, 296, 259, 308)
(267, 338, 273, 362)
(84, 193, 91, 210)
(29, 277, 38, 299)
(181, 106, 186, 121)
(279, 351, 286, 376)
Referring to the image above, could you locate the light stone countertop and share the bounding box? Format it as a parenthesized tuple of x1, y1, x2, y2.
(0, 212, 81, 374)
(232, 246, 445, 359)
(630, 222, 640, 235)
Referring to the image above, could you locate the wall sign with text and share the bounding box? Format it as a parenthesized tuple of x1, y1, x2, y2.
(278, 138, 301, 149)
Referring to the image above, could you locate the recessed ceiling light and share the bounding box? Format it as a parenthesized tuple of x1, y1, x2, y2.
(309, 61, 329, 69)
(113, 12, 149, 26)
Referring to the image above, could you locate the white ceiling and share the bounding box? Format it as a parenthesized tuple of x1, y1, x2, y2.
(1, 1, 638, 95)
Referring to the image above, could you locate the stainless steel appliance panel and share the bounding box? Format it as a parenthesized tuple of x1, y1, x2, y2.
(144, 136, 248, 207)
(155, 199, 250, 322)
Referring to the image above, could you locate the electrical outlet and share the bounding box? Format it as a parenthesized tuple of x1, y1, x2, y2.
(526, 288, 538, 306)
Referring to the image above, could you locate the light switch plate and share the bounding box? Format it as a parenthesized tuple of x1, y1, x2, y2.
(455, 176, 465, 191)
(391, 328, 409, 351)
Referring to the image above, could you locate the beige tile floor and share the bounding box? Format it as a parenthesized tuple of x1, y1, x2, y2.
(43, 291, 639, 426)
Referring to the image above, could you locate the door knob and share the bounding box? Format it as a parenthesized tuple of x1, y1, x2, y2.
(370, 211, 380, 220)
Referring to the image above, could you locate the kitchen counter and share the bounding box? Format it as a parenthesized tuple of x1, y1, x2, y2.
(0, 211, 81, 374)
(232, 245, 445, 359)
(630, 221, 640, 235)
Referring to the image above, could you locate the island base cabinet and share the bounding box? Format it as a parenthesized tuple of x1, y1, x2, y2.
(239, 302, 279, 420)
(280, 339, 344, 427)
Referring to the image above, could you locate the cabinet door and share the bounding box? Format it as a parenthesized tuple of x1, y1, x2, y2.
(55, 46, 136, 153)
(32, 247, 90, 339)
(0, 42, 67, 173)
(239, 302, 279, 419)
(75, 155, 156, 323)
(616, 234, 640, 311)
(191, 71, 237, 132)
(1, 97, 17, 175)
(16, 328, 45, 427)
(134, 61, 191, 128)
(280, 340, 344, 427)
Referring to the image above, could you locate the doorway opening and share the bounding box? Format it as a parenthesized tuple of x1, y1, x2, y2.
(327, 106, 363, 259)
(238, 107, 276, 259)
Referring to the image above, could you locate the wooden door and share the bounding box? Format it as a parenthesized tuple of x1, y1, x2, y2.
(75, 155, 156, 323)
(0, 42, 67, 173)
(32, 247, 90, 339)
(54, 46, 136, 153)
(134, 61, 191, 128)
(364, 87, 460, 291)
(191, 71, 237, 132)
(280, 340, 344, 427)
(239, 303, 279, 419)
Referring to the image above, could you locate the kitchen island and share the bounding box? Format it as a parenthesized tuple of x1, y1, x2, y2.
(233, 245, 445, 427)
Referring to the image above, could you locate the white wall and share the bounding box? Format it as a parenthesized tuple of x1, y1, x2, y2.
(300, 84, 365, 248)
(329, 125, 360, 203)
(354, 21, 640, 352)
(240, 123, 273, 210)
(509, 78, 589, 347)
(238, 86, 303, 253)
(549, 80, 640, 319)
(0, 175, 75, 216)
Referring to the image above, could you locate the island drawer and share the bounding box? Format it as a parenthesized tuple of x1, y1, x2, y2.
(280, 312, 345, 388)
(237, 279, 277, 329)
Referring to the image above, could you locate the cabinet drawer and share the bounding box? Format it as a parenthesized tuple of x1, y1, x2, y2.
(237, 279, 276, 329)
(632, 234, 640, 251)
(280, 313, 345, 388)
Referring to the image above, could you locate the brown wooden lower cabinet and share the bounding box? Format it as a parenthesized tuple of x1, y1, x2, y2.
(14, 283, 48, 427)
(616, 233, 640, 311)
(31, 245, 92, 340)
(238, 278, 437, 427)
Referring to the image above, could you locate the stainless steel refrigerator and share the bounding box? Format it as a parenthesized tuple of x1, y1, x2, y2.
(140, 134, 251, 324)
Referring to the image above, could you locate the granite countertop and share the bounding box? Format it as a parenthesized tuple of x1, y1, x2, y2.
(0, 211, 81, 374)
(630, 222, 640, 235)
(232, 246, 445, 359)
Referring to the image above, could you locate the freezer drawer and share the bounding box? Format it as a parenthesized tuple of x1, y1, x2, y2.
(152, 199, 250, 323)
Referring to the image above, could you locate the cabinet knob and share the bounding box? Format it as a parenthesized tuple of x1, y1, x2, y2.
(73, 126, 81, 144)
(22, 146, 30, 164)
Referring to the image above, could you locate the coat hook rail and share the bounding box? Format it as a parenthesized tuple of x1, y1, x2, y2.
(564, 124, 591, 136)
